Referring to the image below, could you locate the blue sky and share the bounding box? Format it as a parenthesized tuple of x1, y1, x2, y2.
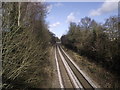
(46, 1, 118, 38)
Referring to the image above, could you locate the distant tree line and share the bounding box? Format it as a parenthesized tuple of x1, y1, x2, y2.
(61, 16, 120, 75)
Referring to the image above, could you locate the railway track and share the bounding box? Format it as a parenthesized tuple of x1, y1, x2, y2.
(55, 44, 98, 89)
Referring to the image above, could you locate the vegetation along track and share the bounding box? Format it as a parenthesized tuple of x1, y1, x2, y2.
(55, 44, 98, 90)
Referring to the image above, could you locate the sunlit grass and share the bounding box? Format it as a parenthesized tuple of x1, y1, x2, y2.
(63, 46, 120, 88)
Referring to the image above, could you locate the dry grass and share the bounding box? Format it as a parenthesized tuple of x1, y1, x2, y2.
(62, 46, 120, 88)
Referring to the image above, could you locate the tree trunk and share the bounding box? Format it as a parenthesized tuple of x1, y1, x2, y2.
(18, 2, 21, 26)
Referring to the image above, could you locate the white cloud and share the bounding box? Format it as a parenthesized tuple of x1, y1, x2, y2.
(49, 22, 60, 28)
(46, 3, 63, 13)
(49, 22, 61, 32)
(49, 28, 53, 32)
(66, 12, 76, 23)
(46, 4, 53, 13)
(89, 0, 118, 16)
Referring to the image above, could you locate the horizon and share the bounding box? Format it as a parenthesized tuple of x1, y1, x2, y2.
(46, 1, 118, 38)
